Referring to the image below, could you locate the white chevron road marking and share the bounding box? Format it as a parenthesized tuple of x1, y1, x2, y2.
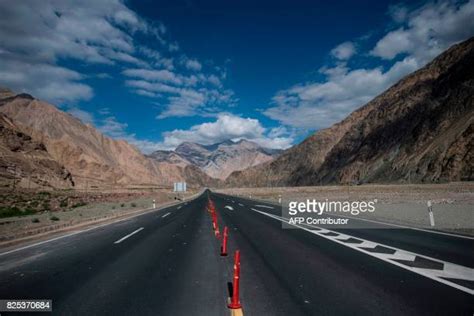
(250, 208, 474, 295)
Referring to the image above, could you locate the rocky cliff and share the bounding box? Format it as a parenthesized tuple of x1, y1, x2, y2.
(0, 112, 74, 189)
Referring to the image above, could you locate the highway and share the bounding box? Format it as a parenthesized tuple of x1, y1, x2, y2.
(0, 190, 472, 315)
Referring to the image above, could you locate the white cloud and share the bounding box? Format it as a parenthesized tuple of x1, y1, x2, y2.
(124, 76, 236, 118)
(185, 59, 202, 71)
(330, 41, 356, 60)
(0, 60, 93, 103)
(265, 57, 420, 129)
(388, 4, 409, 23)
(0, 0, 165, 104)
(123, 69, 183, 85)
(168, 42, 179, 52)
(157, 114, 294, 150)
(371, 0, 474, 63)
(265, 0, 473, 130)
(122, 52, 234, 118)
(139, 46, 175, 70)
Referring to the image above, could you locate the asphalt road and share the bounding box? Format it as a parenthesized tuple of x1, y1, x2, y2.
(0, 190, 472, 315)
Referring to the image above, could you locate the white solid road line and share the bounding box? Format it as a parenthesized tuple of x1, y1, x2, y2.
(162, 212, 171, 218)
(177, 206, 182, 210)
(254, 204, 274, 209)
(250, 208, 474, 295)
(114, 227, 144, 244)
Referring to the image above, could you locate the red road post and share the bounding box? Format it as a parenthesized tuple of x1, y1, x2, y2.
(221, 226, 229, 256)
(228, 250, 242, 309)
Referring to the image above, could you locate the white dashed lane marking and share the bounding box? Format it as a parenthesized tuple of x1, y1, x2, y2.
(255, 204, 274, 209)
(114, 227, 144, 244)
(162, 212, 171, 218)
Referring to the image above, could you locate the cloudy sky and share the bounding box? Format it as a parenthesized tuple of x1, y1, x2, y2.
(0, 0, 472, 152)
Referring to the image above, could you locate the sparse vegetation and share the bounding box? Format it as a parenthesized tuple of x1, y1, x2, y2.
(131, 202, 137, 207)
(0, 206, 36, 218)
(59, 198, 68, 207)
(41, 201, 50, 212)
(38, 191, 51, 197)
(31, 218, 40, 223)
(50, 215, 60, 221)
(72, 201, 87, 208)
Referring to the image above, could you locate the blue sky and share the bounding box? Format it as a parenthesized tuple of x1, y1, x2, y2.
(0, 0, 473, 152)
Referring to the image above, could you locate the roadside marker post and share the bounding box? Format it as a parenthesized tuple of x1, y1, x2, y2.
(278, 194, 282, 204)
(221, 226, 229, 256)
(228, 250, 242, 310)
(427, 201, 435, 227)
(152, 199, 156, 209)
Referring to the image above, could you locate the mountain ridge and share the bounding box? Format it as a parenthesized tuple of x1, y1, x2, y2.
(148, 139, 282, 180)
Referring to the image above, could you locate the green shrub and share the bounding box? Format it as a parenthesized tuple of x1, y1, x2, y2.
(59, 198, 68, 208)
(131, 202, 137, 207)
(41, 201, 50, 211)
(72, 201, 87, 208)
(31, 218, 40, 223)
(120, 203, 125, 207)
(0, 206, 35, 218)
(50, 215, 60, 221)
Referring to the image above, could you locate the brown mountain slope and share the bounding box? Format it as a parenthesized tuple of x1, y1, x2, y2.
(226, 37, 474, 187)
(0, 91, 215, 188)
(0, 112, 74, 189)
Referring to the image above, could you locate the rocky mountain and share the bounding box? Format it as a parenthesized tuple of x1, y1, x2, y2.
(0, 112, 74, 189)
(0, 89, 216, 188)
(148, 139, 281, 180)
(226, 37, 474, 187)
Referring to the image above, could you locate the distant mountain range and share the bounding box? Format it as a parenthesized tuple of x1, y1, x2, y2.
(148, 140, 281, 180)
(226, 37, 474, 186)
